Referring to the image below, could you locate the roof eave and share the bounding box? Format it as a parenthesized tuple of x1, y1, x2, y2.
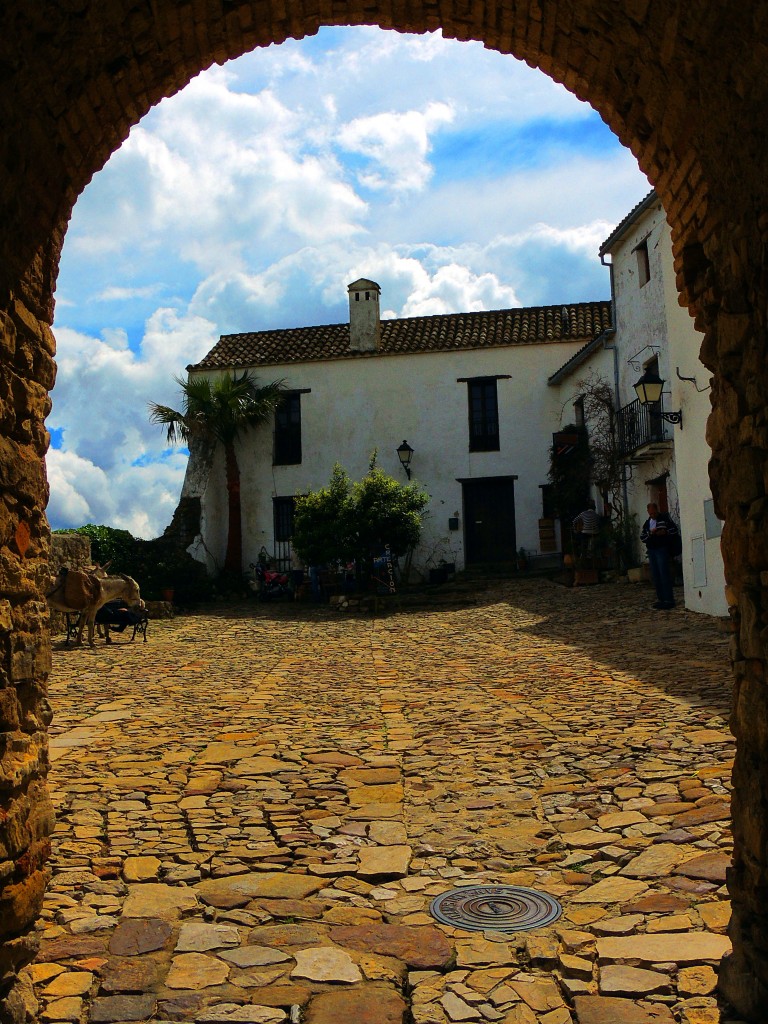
(598, 190, 659, 258)
(547, 328, 617, 386)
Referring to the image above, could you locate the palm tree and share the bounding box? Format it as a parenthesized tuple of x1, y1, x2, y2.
(149, 372, 285, 574)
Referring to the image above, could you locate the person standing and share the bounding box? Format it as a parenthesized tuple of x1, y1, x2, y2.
(573, 499, 600, 559)
(640, 502, 679, 609)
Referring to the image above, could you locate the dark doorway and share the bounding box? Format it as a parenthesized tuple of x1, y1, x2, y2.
(461, 476, 517, 564)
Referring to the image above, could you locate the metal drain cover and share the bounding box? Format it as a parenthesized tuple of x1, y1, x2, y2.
(430, 885, 562, 933)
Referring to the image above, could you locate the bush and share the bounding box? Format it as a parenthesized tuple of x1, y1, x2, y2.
(292, 464, 355, 567)
(292, 457, 430, 578)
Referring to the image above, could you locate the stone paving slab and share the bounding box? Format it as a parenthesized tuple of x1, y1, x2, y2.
(27, 580, 743, 1023)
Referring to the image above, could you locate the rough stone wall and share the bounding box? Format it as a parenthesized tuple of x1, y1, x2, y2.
(47, 534, 93, 637)
(49, 534, 92, 576)
(1, 1, 768, 1020)
(0, 291, 57, 1023)
(697, 227, 768, 1018)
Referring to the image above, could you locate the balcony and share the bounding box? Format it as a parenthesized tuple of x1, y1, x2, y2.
(617, 397, 674, 461)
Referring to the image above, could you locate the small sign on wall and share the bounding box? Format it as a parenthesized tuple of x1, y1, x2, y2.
(704, 499, 723, 540)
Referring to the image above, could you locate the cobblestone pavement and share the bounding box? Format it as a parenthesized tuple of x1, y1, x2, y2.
(28, 579, 739, 1024)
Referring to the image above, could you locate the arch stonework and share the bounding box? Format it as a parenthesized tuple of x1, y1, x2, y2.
(1, 1, 767, 1020)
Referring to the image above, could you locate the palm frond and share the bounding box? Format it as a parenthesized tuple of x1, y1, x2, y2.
(149, 371, 287, 447)
(147, 403, 189, 446)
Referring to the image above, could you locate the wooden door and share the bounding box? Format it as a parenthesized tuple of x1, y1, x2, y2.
(462, 477, 517, 564)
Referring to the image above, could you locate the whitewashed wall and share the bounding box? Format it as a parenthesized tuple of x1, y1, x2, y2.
(661, 234, 726, 616)
(187, 340, 586, 579)
(608, 200, 726, 616)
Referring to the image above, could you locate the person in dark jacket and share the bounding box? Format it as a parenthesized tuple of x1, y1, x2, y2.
(640, 502, 679, 609)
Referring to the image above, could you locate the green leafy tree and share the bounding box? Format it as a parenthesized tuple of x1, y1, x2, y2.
(292, 464, 356, 567)
(351, 458, 429, 563)
(149, 372, 285, 573)
(292, 457, 429, 576)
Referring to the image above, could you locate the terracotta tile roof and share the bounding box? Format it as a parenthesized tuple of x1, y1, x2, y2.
(188, 301, 614, 371)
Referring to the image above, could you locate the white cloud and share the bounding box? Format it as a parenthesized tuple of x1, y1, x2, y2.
(47, 448, 189, 539)
(398, 264, 520, 316)
(46, 450, 100, 525)
(96, 285, 164, 303)
(339, 102, 454, 192)
(48, 312, 217, 536)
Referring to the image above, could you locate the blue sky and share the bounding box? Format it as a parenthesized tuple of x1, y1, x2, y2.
(48, 26, 650, 537)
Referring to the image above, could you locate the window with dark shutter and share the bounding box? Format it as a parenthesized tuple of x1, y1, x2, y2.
(635, 237, 651, 286)
(467, 378, 500, 452)
(274, 393, 302, 465)
(272, 496, 295, 571)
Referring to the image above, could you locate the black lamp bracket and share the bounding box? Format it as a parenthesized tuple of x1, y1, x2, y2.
(676, 366, 710, 393)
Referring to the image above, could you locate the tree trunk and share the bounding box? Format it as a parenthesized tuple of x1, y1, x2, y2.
(224, 442, 242, 574)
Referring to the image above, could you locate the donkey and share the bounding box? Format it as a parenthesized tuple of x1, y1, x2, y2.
(47, 567, 142, 647)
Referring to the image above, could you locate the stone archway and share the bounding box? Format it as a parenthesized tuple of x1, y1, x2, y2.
(1, 2, 767, 1020)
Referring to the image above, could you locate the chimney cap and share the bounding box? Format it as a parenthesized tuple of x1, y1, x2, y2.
(347, 278, 380, 293)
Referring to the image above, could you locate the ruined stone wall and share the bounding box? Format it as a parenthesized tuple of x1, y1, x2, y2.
(49, 534, 92, 576)
(46, 534, 93, 637)
(1, 1, 768, 1020)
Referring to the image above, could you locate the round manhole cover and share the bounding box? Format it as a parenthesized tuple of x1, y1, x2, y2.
(430, 885, 562, 933)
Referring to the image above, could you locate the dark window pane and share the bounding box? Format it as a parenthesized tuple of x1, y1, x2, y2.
(467, 379, 500, 451)
(274, 393, 302, 464)
(273, 496, 295, 541)
(272, 496, 295, 572)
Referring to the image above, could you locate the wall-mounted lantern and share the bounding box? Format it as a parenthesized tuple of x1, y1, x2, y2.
(633, 368, 683, 428)
(397, 440, 414, 480)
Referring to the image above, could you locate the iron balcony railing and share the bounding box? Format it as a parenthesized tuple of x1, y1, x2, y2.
(616, 397, 673, 457)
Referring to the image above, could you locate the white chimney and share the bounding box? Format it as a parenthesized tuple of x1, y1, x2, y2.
(348, 278, 381, 352)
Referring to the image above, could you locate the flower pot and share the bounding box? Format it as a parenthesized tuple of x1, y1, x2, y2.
(161, 587, 175, 603)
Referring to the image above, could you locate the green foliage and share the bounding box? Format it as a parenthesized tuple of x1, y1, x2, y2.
(148, 371, 286, 447)
(352, 464, 429, 560)
(54, 524, 135, 571)
(547, 423, 592, 524)
(292, 464, 355, 567)
(292, 459, 430, 570)
(149, 370, 287, 573)
(129, 540, 214, 604)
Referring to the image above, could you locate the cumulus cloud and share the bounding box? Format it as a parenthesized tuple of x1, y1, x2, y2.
(338, 102, 454, 192)
(48, 312, 217, 536)
(397, 265, 520, 316)
(47, 448, 189, 539)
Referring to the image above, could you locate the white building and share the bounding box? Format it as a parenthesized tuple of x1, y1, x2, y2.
(180, 203, 726, 617)
(550, 192, 726, 616)
(182, 278, 612, 579)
